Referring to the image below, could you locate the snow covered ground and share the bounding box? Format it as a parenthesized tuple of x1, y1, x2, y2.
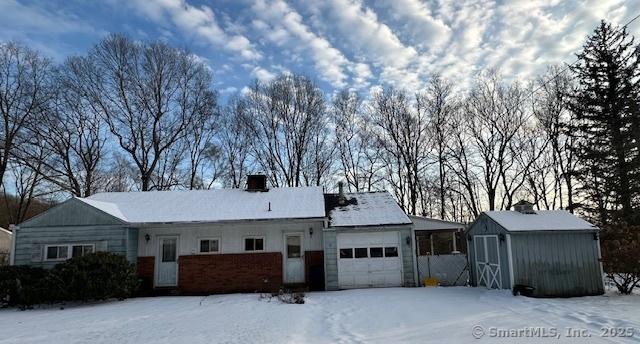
(1, 287, 639, 343)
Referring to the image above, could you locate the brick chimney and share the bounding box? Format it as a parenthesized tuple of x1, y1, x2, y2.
(246, 174, 268, 192)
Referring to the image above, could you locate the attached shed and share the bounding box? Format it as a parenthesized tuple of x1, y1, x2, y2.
(467, 201, 604, 297)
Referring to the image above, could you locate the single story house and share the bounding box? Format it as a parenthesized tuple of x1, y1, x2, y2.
(11, 176, 417, 293)
(467, 201, 605, 297)
(0, 227, 11, 265)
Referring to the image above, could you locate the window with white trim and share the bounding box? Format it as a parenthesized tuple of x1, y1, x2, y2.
(244, 237, 264, 252)
(199, 239, 220, 253)
(45, 244, 94, 261)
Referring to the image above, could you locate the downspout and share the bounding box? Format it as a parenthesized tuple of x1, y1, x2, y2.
(411, 225, 419, 287)
(506, 233, 514, 290)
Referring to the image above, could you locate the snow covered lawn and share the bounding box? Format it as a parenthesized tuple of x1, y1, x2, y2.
(1, 287, 639, 343)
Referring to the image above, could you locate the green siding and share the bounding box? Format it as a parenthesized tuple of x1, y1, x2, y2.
(14, 198, 135, 268)
(14, 225, 129, 268)
(19, 198, 125, 228)
(323, 230, 338, 290)
(511, 232, 604, 297)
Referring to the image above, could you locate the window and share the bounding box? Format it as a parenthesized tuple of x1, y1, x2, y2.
(286, 236, 301, 258)
(339, 248, 353, 258)
(46, 245, 68, 261)
(72, 245, 94, 258)
(45, 244, 94, 261)
(384, 247, 398, 257)
(161, 238, 177, 262)
(370, 247, 383, 258)
(199, 239, 220, 254)
(354, 248, 368, 258)
(244, 237, 264, 251)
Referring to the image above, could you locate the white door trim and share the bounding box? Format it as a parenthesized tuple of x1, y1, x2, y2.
(155, 235, 179, 287)
(283, 232, 305, 284)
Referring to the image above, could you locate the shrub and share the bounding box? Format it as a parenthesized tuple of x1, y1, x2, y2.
(0, 252, 139, 308)
(50, 252, 139, 302)
(0, 265, 51, 308)
(601, 225, 640, 294)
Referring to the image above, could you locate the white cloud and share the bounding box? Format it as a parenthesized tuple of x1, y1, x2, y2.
(250, 66, 276, 83)
(129, 0, 262, 61)
(250, 0, 372, 89)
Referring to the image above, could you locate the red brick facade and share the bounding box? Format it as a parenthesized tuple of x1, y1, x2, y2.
(137, 256, 155, 291)
(178, 252, 283, 294)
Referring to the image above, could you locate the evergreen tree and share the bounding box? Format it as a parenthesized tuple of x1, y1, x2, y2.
(568, 20, 640, 225)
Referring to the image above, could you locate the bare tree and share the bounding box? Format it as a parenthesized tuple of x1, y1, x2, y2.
(534, 66, 579, 212)
(423, 75, 455, 219)
(219, 96, 253, 188)
(370, 88, 432, 215)
(332, 90, 383, 191)
(183, 92, 218, 189)
(22, 57, 107, 197)
(82, 34, 214, 191)
(244, 75, 328, 187)
(0, 42, 52, 188)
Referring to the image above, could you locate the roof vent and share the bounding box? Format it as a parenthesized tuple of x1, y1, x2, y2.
(513, 200, 535, 214)
(338, 181, 347, 205)
(246, 175, 268, 192)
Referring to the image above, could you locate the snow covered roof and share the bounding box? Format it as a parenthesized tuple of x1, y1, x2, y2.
(77, 187, 326, 224)
(484, 210, 597, 232)
(326, 192, 411, 227)
(410, 215, 464, 231)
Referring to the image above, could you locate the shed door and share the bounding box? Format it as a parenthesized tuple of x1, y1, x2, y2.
(337, 232, 402, 289)
(474, 235, 501, 289)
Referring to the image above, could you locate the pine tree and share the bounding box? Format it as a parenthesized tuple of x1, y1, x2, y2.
(568, 20, 640, 225)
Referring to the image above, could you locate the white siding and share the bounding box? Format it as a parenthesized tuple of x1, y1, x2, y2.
(137, 219, 324, 257)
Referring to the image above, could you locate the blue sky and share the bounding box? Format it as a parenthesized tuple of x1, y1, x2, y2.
(2, 0, 640, 97)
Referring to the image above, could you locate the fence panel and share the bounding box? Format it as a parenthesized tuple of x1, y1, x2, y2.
(417, 254, 468, 286)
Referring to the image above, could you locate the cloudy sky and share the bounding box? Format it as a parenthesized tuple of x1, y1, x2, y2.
(2, 0, 639, 95)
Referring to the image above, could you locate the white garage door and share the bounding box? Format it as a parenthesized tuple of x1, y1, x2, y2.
(337, 232, 403, 289)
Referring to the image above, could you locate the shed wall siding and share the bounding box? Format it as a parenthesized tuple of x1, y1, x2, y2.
(511, 232, 604, 297)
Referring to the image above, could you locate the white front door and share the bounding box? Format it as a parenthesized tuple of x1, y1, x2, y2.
(156, 236, 179, 287)
(337, 232, 403, 289)
(284, 233, 305, 284)
(474, 235, 501, 289)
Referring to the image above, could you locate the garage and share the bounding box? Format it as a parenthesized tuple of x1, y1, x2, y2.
(337, 232, 402, 288)
(323, 186, 416, 290)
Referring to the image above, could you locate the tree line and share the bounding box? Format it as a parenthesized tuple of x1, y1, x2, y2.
(1, 21, 639, 228)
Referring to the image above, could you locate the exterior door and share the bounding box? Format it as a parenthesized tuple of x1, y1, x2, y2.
(156, 236, 179, 287)
(474, 235, 501, 289)
(284, 233, 305, 284)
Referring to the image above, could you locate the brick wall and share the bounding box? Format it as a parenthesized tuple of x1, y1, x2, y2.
(179, 252, 283, 294)
(137, 256, 155, 291)
(305, 250, 325, 291)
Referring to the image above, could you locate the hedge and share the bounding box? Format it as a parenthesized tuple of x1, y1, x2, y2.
(0, 252, 139, 308)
